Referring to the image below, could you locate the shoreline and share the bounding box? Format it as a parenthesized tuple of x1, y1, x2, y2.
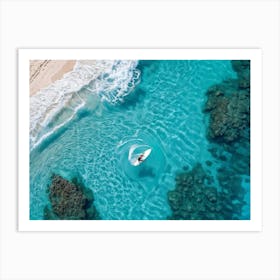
(29, 60, 76, 96)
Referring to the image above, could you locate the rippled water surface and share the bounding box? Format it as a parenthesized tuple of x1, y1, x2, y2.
(30, 60, 237, 220)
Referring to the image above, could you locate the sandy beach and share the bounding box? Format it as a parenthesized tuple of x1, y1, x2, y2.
(30, 60, 76, 96)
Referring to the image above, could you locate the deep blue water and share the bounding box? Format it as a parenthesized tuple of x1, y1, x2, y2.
(30, 60, 249, 220)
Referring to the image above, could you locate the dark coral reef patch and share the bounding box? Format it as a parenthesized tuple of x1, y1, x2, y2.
(204, 60, 250, 143)
(44, 174, 100, 220)
(231, 60, 250, 90)
(204, 85, 249, 143)
(168, 164, 245, 220)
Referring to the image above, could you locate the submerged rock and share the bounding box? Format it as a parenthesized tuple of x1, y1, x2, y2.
(204, 60, 250, 143)
(231, 60, 250, 89)
(44, 174, 100, 220)
(204, 85, 249, 143)
(167, 164, 243, 220)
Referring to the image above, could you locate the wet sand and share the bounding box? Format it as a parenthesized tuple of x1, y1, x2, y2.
(30, 60, 76, 96)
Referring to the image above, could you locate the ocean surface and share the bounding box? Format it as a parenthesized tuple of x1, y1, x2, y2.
(30, 60, 250, 220)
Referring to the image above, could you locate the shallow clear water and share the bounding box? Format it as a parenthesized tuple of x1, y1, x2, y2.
(30, 60, 240, 220)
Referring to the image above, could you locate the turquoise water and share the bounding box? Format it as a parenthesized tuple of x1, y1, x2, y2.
(30, 60, 243, 220)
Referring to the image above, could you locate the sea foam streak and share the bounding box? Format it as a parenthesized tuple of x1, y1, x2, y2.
(30, 60, 140, 150)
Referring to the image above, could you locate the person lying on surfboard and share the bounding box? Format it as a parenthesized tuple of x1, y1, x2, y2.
(137, 154, 145, 163)
(129, 147, 152, 166)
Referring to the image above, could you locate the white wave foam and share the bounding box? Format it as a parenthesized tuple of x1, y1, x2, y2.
(87, 60, 140, 103)
(30, 60, 140, 150)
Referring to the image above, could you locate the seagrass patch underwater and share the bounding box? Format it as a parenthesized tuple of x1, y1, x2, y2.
(29, 59, 250, 220)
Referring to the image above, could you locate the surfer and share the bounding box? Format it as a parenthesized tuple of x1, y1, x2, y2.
(129, 146, 152, 166)
(137, 154, 145, 163)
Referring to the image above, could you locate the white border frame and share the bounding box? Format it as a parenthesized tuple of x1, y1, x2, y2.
(18, 49, 262, 232)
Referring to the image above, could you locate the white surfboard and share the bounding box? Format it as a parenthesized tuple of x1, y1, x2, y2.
(130, 148, 152, 166)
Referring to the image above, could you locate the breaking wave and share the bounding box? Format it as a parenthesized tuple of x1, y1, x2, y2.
(30, 60, 140, 150)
